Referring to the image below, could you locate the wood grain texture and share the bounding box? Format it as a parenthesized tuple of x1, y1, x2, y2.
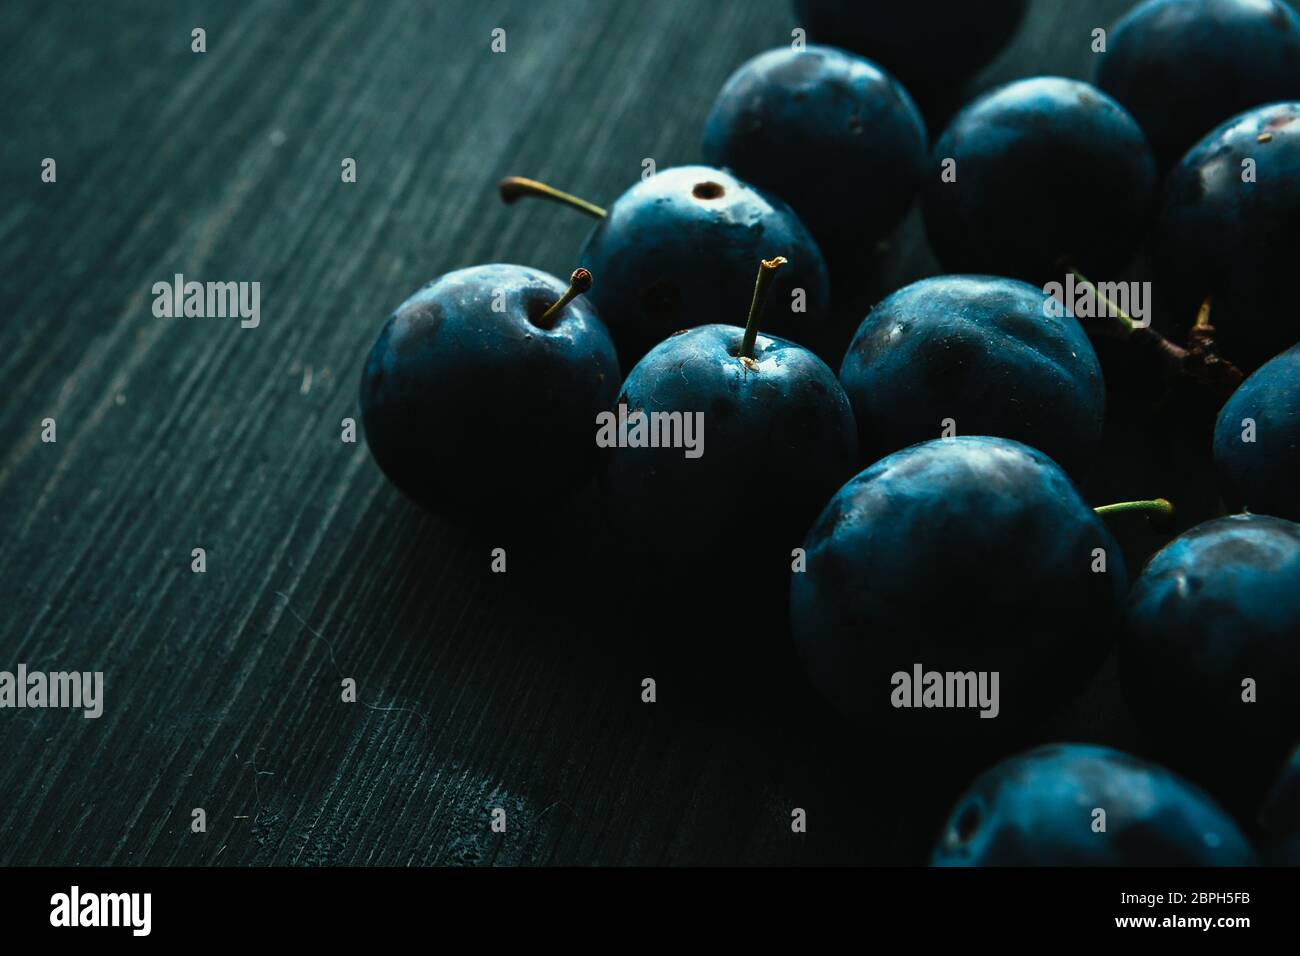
(0, 0, 1140, 866)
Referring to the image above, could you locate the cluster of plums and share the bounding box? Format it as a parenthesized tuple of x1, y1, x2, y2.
(359, 0, 1300, 866)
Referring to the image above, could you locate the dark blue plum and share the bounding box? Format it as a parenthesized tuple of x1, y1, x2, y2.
(599, 324, 856, 584)
(1215, 344, 1300, 521)
(791, 437, 1126, 740)
(573, 167, 830, 367)
(838, 275, 1104, 478)
(701, 45, 927, 246)
(1096, 0, 1300, 170)
(359, 264, 619, 511)
(792, 0, 1028, 99)
(922, 77, 1157, 281)
(1121, 514, 1300, 781)
(933, 744, 1258, 866)
(1261, 742, 1300, 863)
(1157, 103, 1300, 372)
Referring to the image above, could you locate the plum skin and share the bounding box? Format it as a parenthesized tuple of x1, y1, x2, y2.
(790, 436, 1127, 740)
(599, 323, 857, 580)
(933, 744, 1258, 866)
(791, 0, 1028, 97)
(1121, 514, 1300, 774)
(359, 263, 619, 511)
(1156, 102, 1300, 372)
(1262, 742, 1300, 864)
(1095, 0, 1300, 170)
(922, 77, 1157, 282)
(576, 166, 830, 369)
(838, 275, 1104, 478)
(701, 45, 927, 247)
(1214, 344, 1300, 521)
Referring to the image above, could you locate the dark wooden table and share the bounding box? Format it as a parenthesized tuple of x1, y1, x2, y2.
(1, 0, 1153, 866)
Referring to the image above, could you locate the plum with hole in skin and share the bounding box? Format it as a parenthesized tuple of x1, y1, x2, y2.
(500, 166, 830, 368)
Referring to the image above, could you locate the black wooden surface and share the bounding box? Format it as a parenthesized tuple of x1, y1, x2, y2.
(0, 0, 1154, 866)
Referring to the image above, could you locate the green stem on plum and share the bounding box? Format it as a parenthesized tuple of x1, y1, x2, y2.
(1093, 498, 1174, 520)
(497, 176, 607, 219)
(539, 268, 593, 326)
(1060, 263, 1137, 337)
(738, 256, 787, 363)
(1073, 270, 1135, 332)
(1059, 261, 1242, 394)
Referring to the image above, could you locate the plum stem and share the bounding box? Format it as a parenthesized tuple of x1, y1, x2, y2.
(1192, 294, 1213, 332)
(739, 256, 787, 362)
(538, 268, 593, 326)
(1094, 498, 1174, 519)
(498, 176, 607, 219)
(1064, 266, 1137, 335)
(1060, 261, 1243, 396)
